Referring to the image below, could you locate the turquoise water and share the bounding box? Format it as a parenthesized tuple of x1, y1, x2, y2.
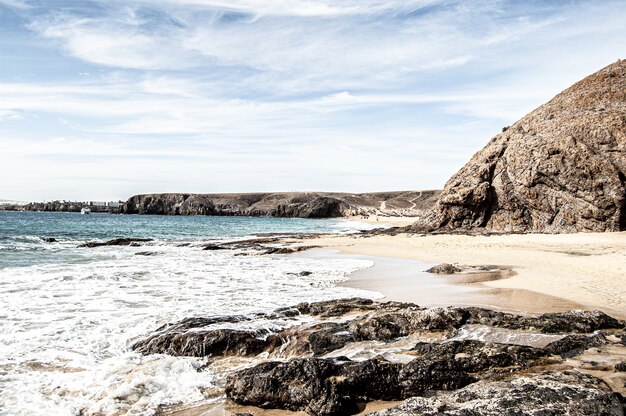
(0, 211, 372, 269)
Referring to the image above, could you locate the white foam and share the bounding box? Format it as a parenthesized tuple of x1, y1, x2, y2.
(0, 242, 376, 416)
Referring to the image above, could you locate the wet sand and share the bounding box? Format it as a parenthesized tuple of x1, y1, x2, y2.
(302, 249, 586, 316)
(304, 232, 626, 319)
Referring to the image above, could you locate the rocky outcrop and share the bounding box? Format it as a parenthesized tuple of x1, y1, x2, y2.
(368, 371, 624, 416)
(413, 60, 626, 233)
(131, 298, 625, 416)
(132, 298, 621, 358)
(120, 191, 440, 218)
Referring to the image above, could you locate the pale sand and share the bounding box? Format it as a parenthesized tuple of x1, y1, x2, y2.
(305, 232, 626, 319)
(346, 215, 418, 227)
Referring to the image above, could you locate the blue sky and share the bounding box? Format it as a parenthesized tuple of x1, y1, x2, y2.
(0, 0, 625, 201)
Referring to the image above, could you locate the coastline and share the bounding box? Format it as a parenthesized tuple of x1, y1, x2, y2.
(301, 230, 626, 320)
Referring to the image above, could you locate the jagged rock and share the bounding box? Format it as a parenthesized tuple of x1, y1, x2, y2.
(290, 297, 378, 317)
(132, 327, 281, 357)
(225, 356, 474, 416)
(413, 60, 626, 233)
(225, 338, 607, 416)
(132, 299, 622, 359)
(615, 361, 626, 372)
(543, 333, 607, 357)
(367, 371, 624, 416)
(425, 263, 462, 274)
(78, 237, 153, 248)
(42, 237, 57, 243)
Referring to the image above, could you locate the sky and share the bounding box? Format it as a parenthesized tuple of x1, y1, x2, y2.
(0, 0, 625, 201)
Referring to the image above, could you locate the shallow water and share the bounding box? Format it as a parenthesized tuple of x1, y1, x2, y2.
(0, 212, 380, 416)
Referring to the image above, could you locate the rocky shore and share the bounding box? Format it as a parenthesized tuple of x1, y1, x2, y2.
(0, 201, 120, 213)
(130, 298, 626, 416)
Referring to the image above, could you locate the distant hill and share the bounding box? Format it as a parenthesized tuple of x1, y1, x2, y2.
(413, 60, 626, 233)
(121, 191, 441, 219)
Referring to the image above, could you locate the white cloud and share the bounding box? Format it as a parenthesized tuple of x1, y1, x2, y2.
(1, 0, 625, 200)
(105, 0, 442, 17)
(0, 0, 31, 9)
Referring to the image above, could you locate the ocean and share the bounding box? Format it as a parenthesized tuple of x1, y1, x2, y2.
(0, 211, 380, 416)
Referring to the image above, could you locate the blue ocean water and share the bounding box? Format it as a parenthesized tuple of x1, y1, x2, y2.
(0, 211, 379, 416)
(0, 211, 374, 269)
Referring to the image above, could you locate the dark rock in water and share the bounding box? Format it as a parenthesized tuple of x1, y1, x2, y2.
(299, 271, 313, 276)
(225, 356, 475, 416)
(132, 328, 281, 357)
(42, 237, 57, 243)
(135, 251, 157, 256)
(292, 297, 377, 317)
(262, 245, 319, 255)
(615, 361, 626, 372)
(202, 243, 228, 251)
(132, 298, 622, 359)
(78, 238, 153, 248)
(367, 371, 624, 416)
(131, 297, 624, 416)
(425, 263, 462, 274)
(411, 60, 626, 233)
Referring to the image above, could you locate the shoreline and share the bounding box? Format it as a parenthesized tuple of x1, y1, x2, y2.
(298, 231, 626, 320)
(300, 249, 588, 317)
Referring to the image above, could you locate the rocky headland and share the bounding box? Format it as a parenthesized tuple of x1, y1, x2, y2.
(0, 201, 120, 213)
(120, 191, 440, 219)
(412, 59, 626, 233)
(129, 297, 626, 416)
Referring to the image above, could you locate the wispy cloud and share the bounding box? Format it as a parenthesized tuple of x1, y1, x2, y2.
(0, 0, 625, 200)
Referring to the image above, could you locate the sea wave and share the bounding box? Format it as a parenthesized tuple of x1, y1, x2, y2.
(0, 240, 377, 416)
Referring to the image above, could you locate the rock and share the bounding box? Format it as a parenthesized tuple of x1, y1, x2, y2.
(543, 333, 607, 357)
(225, 338, 601, 416)
(412, 60, 626, 233)
(615, 361, 626, 372)
(78, 238, 153, 248)
(202, 243, 228, 250)
(367, 371, 624, 416)
(224, 336, 622, 416)
(132, 328, 281, 357)
(42, 237, 56, 243)
(290, 297, 378, 318)
(425, 263, 462, 274)
(135, 251, 157, 256)
(132, 299, 622, 359)
(225, 356, 474, 416)
(119, 191, 441, 218)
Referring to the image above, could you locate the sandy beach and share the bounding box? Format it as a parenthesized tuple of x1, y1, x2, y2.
(306, 230, 626, 319)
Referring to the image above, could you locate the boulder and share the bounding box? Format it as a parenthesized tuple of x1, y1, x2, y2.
(368, 371, 624, 416)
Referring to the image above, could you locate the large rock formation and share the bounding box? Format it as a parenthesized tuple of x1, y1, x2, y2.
(415, 60, 626, 233)
(130, 298, 625, 416)
(120, 191, 440, 218)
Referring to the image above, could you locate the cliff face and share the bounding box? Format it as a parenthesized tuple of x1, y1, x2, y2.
(121, 191, 440, 218)
(416, 60, 626, 233)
